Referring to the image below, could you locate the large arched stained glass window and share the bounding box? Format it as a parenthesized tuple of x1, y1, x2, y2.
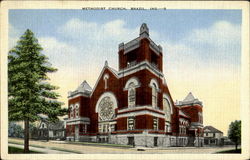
(98, 96, 115, 121)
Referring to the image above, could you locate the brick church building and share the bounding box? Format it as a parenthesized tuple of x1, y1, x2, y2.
(65, 23, 204, 147)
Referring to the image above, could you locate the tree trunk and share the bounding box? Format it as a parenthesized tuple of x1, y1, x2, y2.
(235, 143, 238, 150)
(24, 120, 29, 153)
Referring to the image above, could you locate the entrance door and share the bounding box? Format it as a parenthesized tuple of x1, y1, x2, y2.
(154, 137, 158, 147)
(128, 137, 134, 145)
(75, 125, 79, 141)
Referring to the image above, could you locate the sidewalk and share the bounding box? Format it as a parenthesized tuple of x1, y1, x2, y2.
(9, 143, 77, 154)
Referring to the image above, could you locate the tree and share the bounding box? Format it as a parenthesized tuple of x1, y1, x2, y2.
(228, 120, 241, 150)
(8, 122, 24, 138)
(8, 29, 67, 153)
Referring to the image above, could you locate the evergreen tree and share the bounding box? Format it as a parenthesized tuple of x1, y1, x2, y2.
(228, 120, 241, 150)
(8, 29, 67, 153)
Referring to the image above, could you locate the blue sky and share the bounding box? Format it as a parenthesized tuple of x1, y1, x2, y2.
(10, 9, 241, 42)
(9, 9, 242, 133)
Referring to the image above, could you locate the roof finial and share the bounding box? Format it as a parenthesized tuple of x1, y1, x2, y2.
(105, 60, 108, 67)
(140, 23, 149, 37)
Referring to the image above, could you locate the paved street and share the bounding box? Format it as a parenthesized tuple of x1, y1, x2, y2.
(9, 138, 237, 154)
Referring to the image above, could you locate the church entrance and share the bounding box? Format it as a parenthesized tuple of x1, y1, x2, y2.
(128, 137, 134, 145)
(154, 137, 158, 146)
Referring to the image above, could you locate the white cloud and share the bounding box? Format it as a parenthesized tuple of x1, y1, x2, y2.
(57, 18, 139, 43)
(39, 37, 79, 67)
(186, 21, 240, 46)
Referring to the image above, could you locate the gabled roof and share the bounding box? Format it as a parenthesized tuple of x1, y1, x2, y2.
(204, 126, 223, 133)
(90, 61, 119, 96)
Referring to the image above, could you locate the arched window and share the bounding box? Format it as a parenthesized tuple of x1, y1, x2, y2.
(163, 98, 171, 122)
(70, 105, 74, 119)
(96, 92, 118, 133)
(152, 83, 158, 108)
(75, 104, 79, 118)
(128, 82, 136, 107)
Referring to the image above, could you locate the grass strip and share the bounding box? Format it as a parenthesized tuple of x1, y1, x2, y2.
(8, 146, 44, 154)
(67, 141, 133, 148)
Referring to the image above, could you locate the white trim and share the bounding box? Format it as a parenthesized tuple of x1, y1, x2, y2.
(124, 77, 140, 90)
(95, 92, 118, 113)
(103, 73, 109, 89)
(68, 92, 90, 100)
(66, 117, 90, 125)
(118, 105, 165, 114)
(149, 78, 159, 90)
(116, 109, 165, 119)
(67, 121, 90, 125)
(118, 61, 163, 78)
(66, 117, 90, 122)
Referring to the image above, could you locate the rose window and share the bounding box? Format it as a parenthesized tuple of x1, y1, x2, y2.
(98, 96, 115, 121)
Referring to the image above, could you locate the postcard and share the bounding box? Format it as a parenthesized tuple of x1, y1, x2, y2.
(0, 1, 249, 160)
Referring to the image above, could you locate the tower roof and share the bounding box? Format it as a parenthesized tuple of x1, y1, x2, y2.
(76, 80, 92, 92)
(176, 92, 202, 106)
(118, 23, 162, 55)
(183, 92, 196, 102)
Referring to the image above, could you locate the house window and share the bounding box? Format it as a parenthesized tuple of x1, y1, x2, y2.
(152, 83, 157, 108)
(128, 117, 135, 130)
(128, 82, 136, 107)
(153, 118, 158, 130)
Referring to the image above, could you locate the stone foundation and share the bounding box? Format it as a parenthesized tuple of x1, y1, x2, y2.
(66, 134, 202, 148)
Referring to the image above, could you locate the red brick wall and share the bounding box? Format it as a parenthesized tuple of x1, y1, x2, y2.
(180, 105, 202, 123)
(90, 68, 121, 133)
(158, 118, 165, 130)
(118, 37, 163, 72)
(117, 117, 127, 130)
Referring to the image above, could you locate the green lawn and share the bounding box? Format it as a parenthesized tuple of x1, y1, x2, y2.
(216, 149, 241, 154)
(8, 146, 44, 154)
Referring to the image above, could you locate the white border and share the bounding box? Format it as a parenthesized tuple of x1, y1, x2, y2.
(0, 1, 249, 160)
